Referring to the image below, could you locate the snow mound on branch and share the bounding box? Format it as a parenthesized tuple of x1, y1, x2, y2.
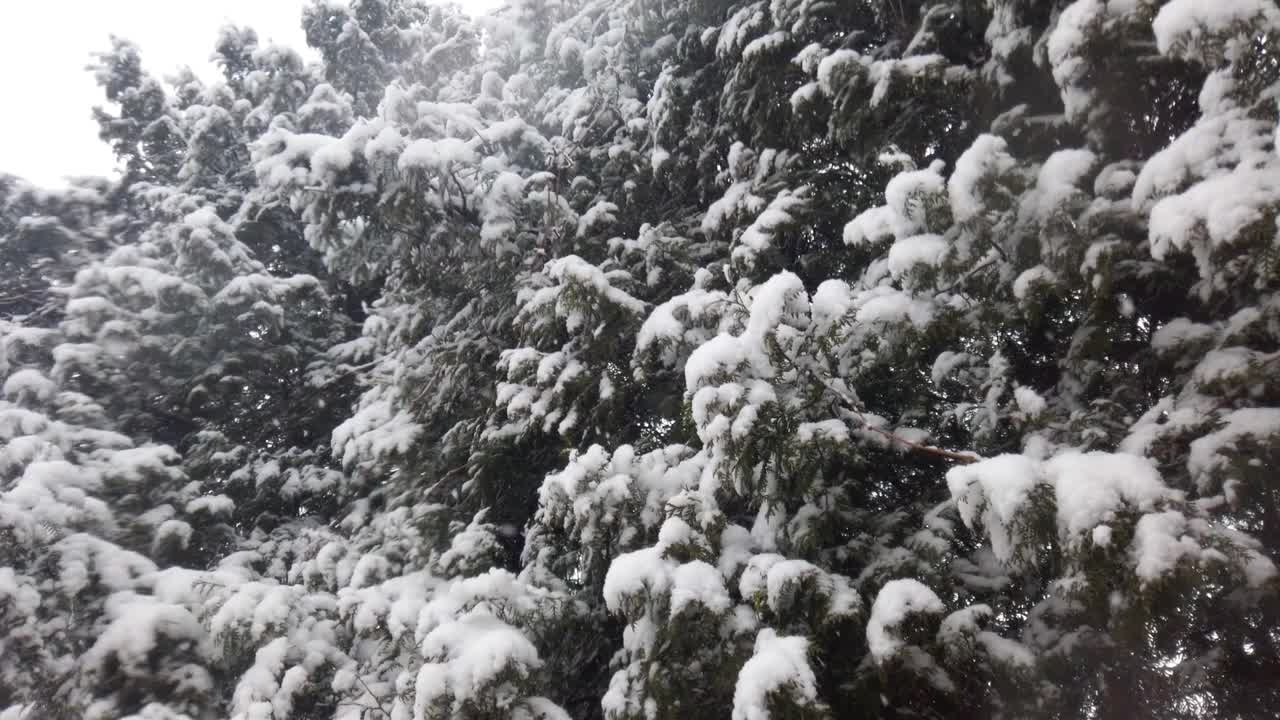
(1187, 408, 1280, 490)
(684, 271, 806, 392)
(1012, 266, 1056, 302)
(399, 137, 478, 173)
(948, 451, 1180, 558)
(867, 579, 945, 661)
(1150, 318, 1215, 351)
(887, 234, 947, 278)
(949, 134, 1016, 224)
(2, 369, 57, 403)
(937, 605, 1035, 667)
(846, 160, 947, 245)
(1026, 148, 1095, 221)
(731, 629, 820, 720)
(669, 560, 731, 616)
(1153, 0, 1280, 62)
(414, 609, 542, 718)
(603, 545, 676, 615)
(947, 454, 1038, 563)
(1148, 168, 1280, 269)
(1132, 112, 1273, 210)
(1013, 386, 1047, 416)
(1129, 509, 1275, 586)
(1130, 511, 1219, 582)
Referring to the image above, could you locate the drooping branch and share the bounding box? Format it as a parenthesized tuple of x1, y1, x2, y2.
(793, 354, 981, 464)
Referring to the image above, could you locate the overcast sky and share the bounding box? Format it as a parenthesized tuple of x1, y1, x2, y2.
(0, 1, 319, 187)
(1, 0, 498, 189)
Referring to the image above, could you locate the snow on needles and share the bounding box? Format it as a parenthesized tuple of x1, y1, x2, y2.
(867, 579, 945, 661)
(1153, 0, 1280, 63)
(731, 629, 820, 720)
(948, 451, 1179, 560)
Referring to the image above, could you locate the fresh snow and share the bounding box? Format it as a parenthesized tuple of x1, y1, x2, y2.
(867, 579, 945, 661)
(949, 451, 1180, 556)
(731, 630, 820, 720)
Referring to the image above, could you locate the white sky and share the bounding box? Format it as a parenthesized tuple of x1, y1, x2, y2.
(1, 0, 500, 189)
(1, 1, 318, 188)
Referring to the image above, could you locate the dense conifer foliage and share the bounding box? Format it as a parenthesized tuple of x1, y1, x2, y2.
(3, 1, 1280, 718)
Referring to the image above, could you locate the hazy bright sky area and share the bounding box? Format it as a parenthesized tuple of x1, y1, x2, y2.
(0, 0, 497, 188)
(0, 1, 320, 187)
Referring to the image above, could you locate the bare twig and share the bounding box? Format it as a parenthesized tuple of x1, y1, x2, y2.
(353, 673, 392, 718)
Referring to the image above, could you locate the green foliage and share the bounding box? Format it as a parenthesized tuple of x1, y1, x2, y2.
(4, 0, 1280, 719)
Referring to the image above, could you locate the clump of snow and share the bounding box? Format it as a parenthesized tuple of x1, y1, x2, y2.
(809, 279, 852, 335)
(1094, 161, 1139, 198)
(512, 697, 573, 720)
(669, 560, 731, 616)
(795, 419, 849, 445)
(603, 545, 676, 616)
(1187, 408, 1280, 490)
(731, 629, 820, 720)
(414, 609, 543, 718)
(82, 596, 205, 676)
(1013, 386, 1047, 417)
(763, 559, 825, 614)
(849, 160, 949, 247)
(399, 137, 478, 174)
(1092, 525, 1113, 547)
(186, 494, 234, 517)
(937, 603, 991, 640)
(1129, 511, 1215, 583)
(948, 454, 1040, 562)
(1046, 0, 1115, 124)
(884, 160, 947, 233)
(887, 234, 948, 279)
(716, 4, 769, 59)
(634, 284, 733, 373)
(938, 605, 1035, 667)
(738, 553, 785, 602)
(543, 254, 647, 320)
(1012, 266, 1057, 302)
(1017, 147, 1097, 255)
(1133, 112, 1272, 210)
(154, 519, 193, 550)
(948, 451, 1181, 556)
(1151, 318, 1215, 351)
(853, 286, 935, 329)
(930, 351, 971, 386)
(949, 135, 1017, 224)
(1045, 452, 1176, 537)
(2, 369, 57, 403)
(253, 130, 336, 189)
(1191, 347, 1266, 388)
(813, 47, 951, 107)
(683, 271, 805, 394)
(331, 396, 422, 472)
(732, 188, 808, 269)
(867, 578, 945, 661)
(816, 49, 859, 96)
(1148, 168, 1280, 285)
(1153, 0, 1280, 63)
(576, 201, 619, 238)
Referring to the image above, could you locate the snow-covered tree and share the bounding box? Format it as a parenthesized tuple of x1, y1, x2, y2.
(5, 0, 1280, 718)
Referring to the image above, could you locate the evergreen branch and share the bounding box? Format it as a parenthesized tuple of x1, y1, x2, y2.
(723, 288, 978, 462)
(779, 343, 980, 464)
